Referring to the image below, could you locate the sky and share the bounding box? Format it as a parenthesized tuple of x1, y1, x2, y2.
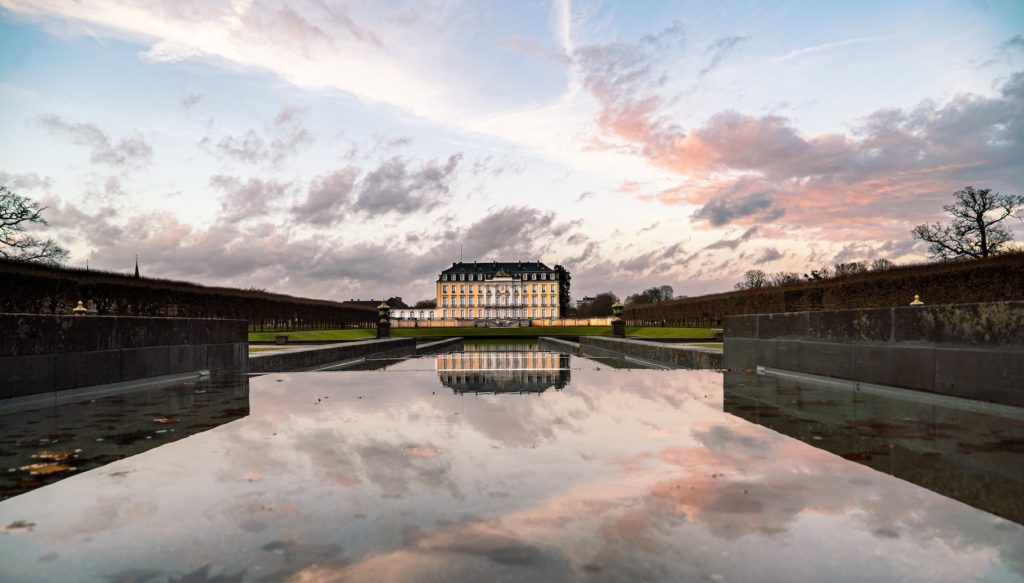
(0, 0, 1022, 304)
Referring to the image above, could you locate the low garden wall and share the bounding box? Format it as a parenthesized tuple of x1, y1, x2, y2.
(0, 313, 247, 399)
(723, 301, 1024, 406)
(247, 338, 416, 372)
(579, 337, 723, 369)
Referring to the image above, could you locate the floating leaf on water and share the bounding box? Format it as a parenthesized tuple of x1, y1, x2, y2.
(32, 449, 81, 462)
(153, 417, 180, 424)
(20, 462, 73, 475)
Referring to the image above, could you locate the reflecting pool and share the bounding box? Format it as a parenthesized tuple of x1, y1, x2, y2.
(1, 347, 1022, 582)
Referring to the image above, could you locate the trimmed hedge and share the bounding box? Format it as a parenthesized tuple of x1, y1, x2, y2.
(624, 252, 1024, 324)
(0, 259, 375, 330)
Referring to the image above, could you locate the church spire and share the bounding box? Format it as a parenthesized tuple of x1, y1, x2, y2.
(134, 255, 140, 278)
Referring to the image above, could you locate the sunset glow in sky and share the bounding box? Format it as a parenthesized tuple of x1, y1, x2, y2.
(1, 0, 1022, 302)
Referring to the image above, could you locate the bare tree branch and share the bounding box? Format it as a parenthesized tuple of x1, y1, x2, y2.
(0, 186, 68, 264)
(912, 186, 1024, 260)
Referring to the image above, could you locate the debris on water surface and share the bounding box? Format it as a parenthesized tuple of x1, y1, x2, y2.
(32, 449, 81, 462)
(153, 417, 180, 424)
(20, 462, 73, 475)
(4, 520, 35, 533)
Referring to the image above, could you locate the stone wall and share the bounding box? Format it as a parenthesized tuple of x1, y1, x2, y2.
(723, 301, 1024, 406)
(579, 337, 723, 369)
(0, 313, 247, 399)
(247, 338, 416, 372)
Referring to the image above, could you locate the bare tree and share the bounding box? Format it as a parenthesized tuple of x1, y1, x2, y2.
(870, 258, 896, 271)
(912, 186, 1024, 260)
(735, 269, 767, 290)
(833, 261, 868, 277)
(769, 271, 801, 286)
(0, 186, 68, 264)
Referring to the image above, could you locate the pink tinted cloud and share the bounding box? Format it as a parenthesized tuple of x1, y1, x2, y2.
(582, 45, 1024, 240)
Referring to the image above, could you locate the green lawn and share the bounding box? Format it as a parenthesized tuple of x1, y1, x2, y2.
(248, 326, 719, 342)
(248, 329, 376, 342)
(628, 327, 721, 338)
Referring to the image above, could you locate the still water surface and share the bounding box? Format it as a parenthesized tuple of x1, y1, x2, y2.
(1, 345, 1022, 582)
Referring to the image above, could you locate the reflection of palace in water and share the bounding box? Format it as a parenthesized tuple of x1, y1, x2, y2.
(436, 350, 571, 394)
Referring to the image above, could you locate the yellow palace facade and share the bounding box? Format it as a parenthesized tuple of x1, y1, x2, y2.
(394, 261, 563, 321)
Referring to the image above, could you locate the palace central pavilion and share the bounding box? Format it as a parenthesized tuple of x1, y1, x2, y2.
(392, 261, 563, 321)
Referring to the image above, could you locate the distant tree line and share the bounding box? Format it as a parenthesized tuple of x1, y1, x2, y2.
(734, 258, 896, 291)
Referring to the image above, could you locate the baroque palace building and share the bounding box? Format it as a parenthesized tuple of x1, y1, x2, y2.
(393, 261, 563, 321)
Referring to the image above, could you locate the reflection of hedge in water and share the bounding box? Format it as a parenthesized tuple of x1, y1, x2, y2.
(0, 258, 375, 330)
(625, 252, 1024, 324)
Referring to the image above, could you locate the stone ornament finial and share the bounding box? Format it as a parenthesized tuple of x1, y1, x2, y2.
(611, 296, 624, 320)
(72, 300, 88, 315)
(910, 294, 924, 306)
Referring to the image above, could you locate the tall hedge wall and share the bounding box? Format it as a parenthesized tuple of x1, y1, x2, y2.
(624, 252, 1024, 325)
(0, 259, 376, 330)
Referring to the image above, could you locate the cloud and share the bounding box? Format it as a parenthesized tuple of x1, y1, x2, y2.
(0, 172, 52, 191)
(755, 247, 783, 264)
(318, 2, 384, 49)
(353, 154, 461, 215)
(210, 175, 290, 222)
(292, 167, 359, 226)
(692, 189, 783, 227)
(200, 107, 314, 165)
(37, 115, 153, 169)
(1003, 34, 1024, 52)
(499, 36, 572, 66)
(461, 206, 559, 260)
(616, 242, 689, 275)
(607, 71, 1024, 237)
(640, 21, 686, 52)
(180, 93, 203, 111)
(700, 35, 749, 75)
(637, 222, 660, 234)
(1003, 71, 1024, 100)
(703, 226, 760, 250)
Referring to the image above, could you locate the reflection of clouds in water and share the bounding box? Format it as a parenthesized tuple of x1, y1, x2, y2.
(283, 518, 577, 583)
(2, 368, 1021, 582)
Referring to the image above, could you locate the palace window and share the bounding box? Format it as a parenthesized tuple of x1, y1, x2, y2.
(532, 308, 537, 317)
(460, 310, 464, 318)
(460, 285, 466, 293)
(443, 309, 447, 318)
(442, 285, 447, 293)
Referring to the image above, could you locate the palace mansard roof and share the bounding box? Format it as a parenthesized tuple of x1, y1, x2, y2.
(439, 261, 557, 280)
